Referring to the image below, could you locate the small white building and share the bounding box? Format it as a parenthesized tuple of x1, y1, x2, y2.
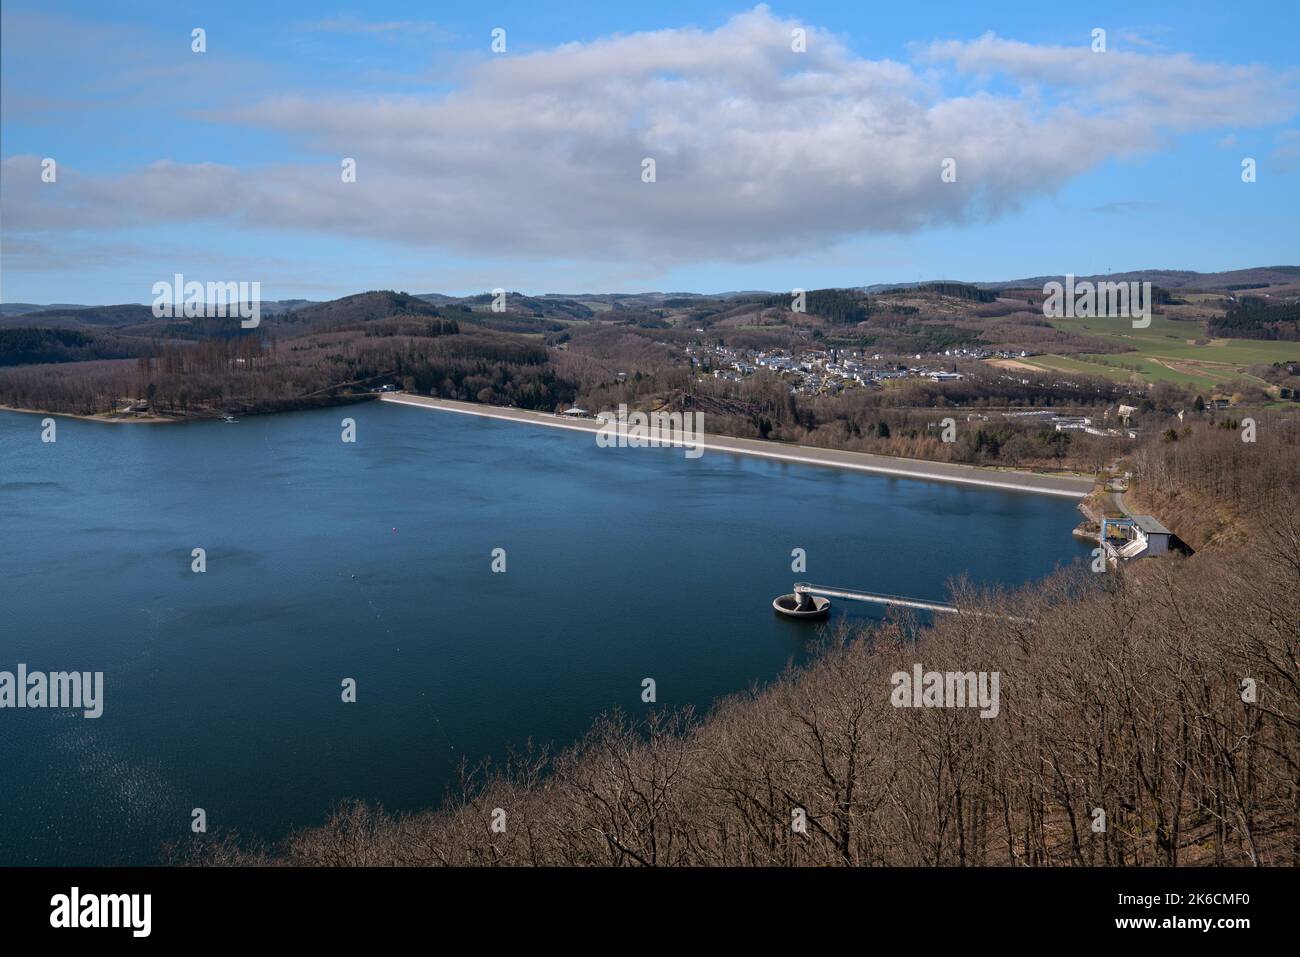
(1131, 515, 1172, 556)
(1106, 514, 1173, 562)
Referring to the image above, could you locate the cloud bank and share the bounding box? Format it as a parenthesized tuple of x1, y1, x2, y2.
(4, 7, 1296, 268)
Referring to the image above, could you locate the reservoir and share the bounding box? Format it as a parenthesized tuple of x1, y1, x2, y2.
(0, 403, 1090, 864)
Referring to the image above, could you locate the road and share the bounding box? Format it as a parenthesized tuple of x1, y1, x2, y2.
(380, 393, 1096, 498)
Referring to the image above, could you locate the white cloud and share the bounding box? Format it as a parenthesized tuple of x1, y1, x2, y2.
(923, 32, 1296, 128)
(4, 7, 1297, 268)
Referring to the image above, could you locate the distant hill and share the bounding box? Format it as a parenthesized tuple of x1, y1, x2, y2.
(0, 303, 89, 317)
(874, 282, 997, 303)
(278, 290, 441, 328)
(976, 267, 1300, 292)
(0, 304, 158, 329)
(856, 267, 1300, 294)
(6, 267, 1298, 325)
(760, 288, 871, 324)
(453, 292, 596, 321)
(0, 300, 320, 329)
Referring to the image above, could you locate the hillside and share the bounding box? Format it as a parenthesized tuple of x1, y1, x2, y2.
(4, 267, 1300, 419)
(973, 266, 1300, 292)
(274, 290, 442, 329)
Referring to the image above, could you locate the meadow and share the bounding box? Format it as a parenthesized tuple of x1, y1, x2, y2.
(1007, 311, 1300, 391)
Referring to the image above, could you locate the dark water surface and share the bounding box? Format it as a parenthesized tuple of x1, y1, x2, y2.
(0, 403, 1089, 864)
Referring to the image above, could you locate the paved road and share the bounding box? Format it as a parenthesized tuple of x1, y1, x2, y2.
(380, 393, 1097, 498)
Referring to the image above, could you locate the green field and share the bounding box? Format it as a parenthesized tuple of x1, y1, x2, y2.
(1018, 312, 1300, 391)
(1007, 353, 1229, 391)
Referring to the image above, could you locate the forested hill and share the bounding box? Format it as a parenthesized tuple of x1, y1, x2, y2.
(761, 288, 870, 323)
(1208, 298, 1300, 340)
(272, 291, 441, 329)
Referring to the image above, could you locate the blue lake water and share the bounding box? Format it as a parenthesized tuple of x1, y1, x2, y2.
(0, 403, 1090, 864)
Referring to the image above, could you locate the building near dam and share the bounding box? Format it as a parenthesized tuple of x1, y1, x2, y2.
(1101, 514, 1175, 563)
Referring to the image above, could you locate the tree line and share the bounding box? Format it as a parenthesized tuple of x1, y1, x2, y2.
(1208, 299, 1300, 341)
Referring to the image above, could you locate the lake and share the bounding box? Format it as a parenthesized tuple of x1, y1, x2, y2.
(0, 403, 1090, 864)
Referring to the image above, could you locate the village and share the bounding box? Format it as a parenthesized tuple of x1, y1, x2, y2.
(684, 343, 1031, 396)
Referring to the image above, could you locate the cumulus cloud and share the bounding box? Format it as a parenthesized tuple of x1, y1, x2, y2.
(4, 6, 1297, 267)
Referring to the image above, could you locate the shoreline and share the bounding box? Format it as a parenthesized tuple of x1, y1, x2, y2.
(381, 393, 1096, 498)
(0, 404, 180, 424)
(0, 393, 370, 425)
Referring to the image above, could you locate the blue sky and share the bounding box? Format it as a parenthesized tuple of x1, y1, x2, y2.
(2, 1, 1297, 303)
